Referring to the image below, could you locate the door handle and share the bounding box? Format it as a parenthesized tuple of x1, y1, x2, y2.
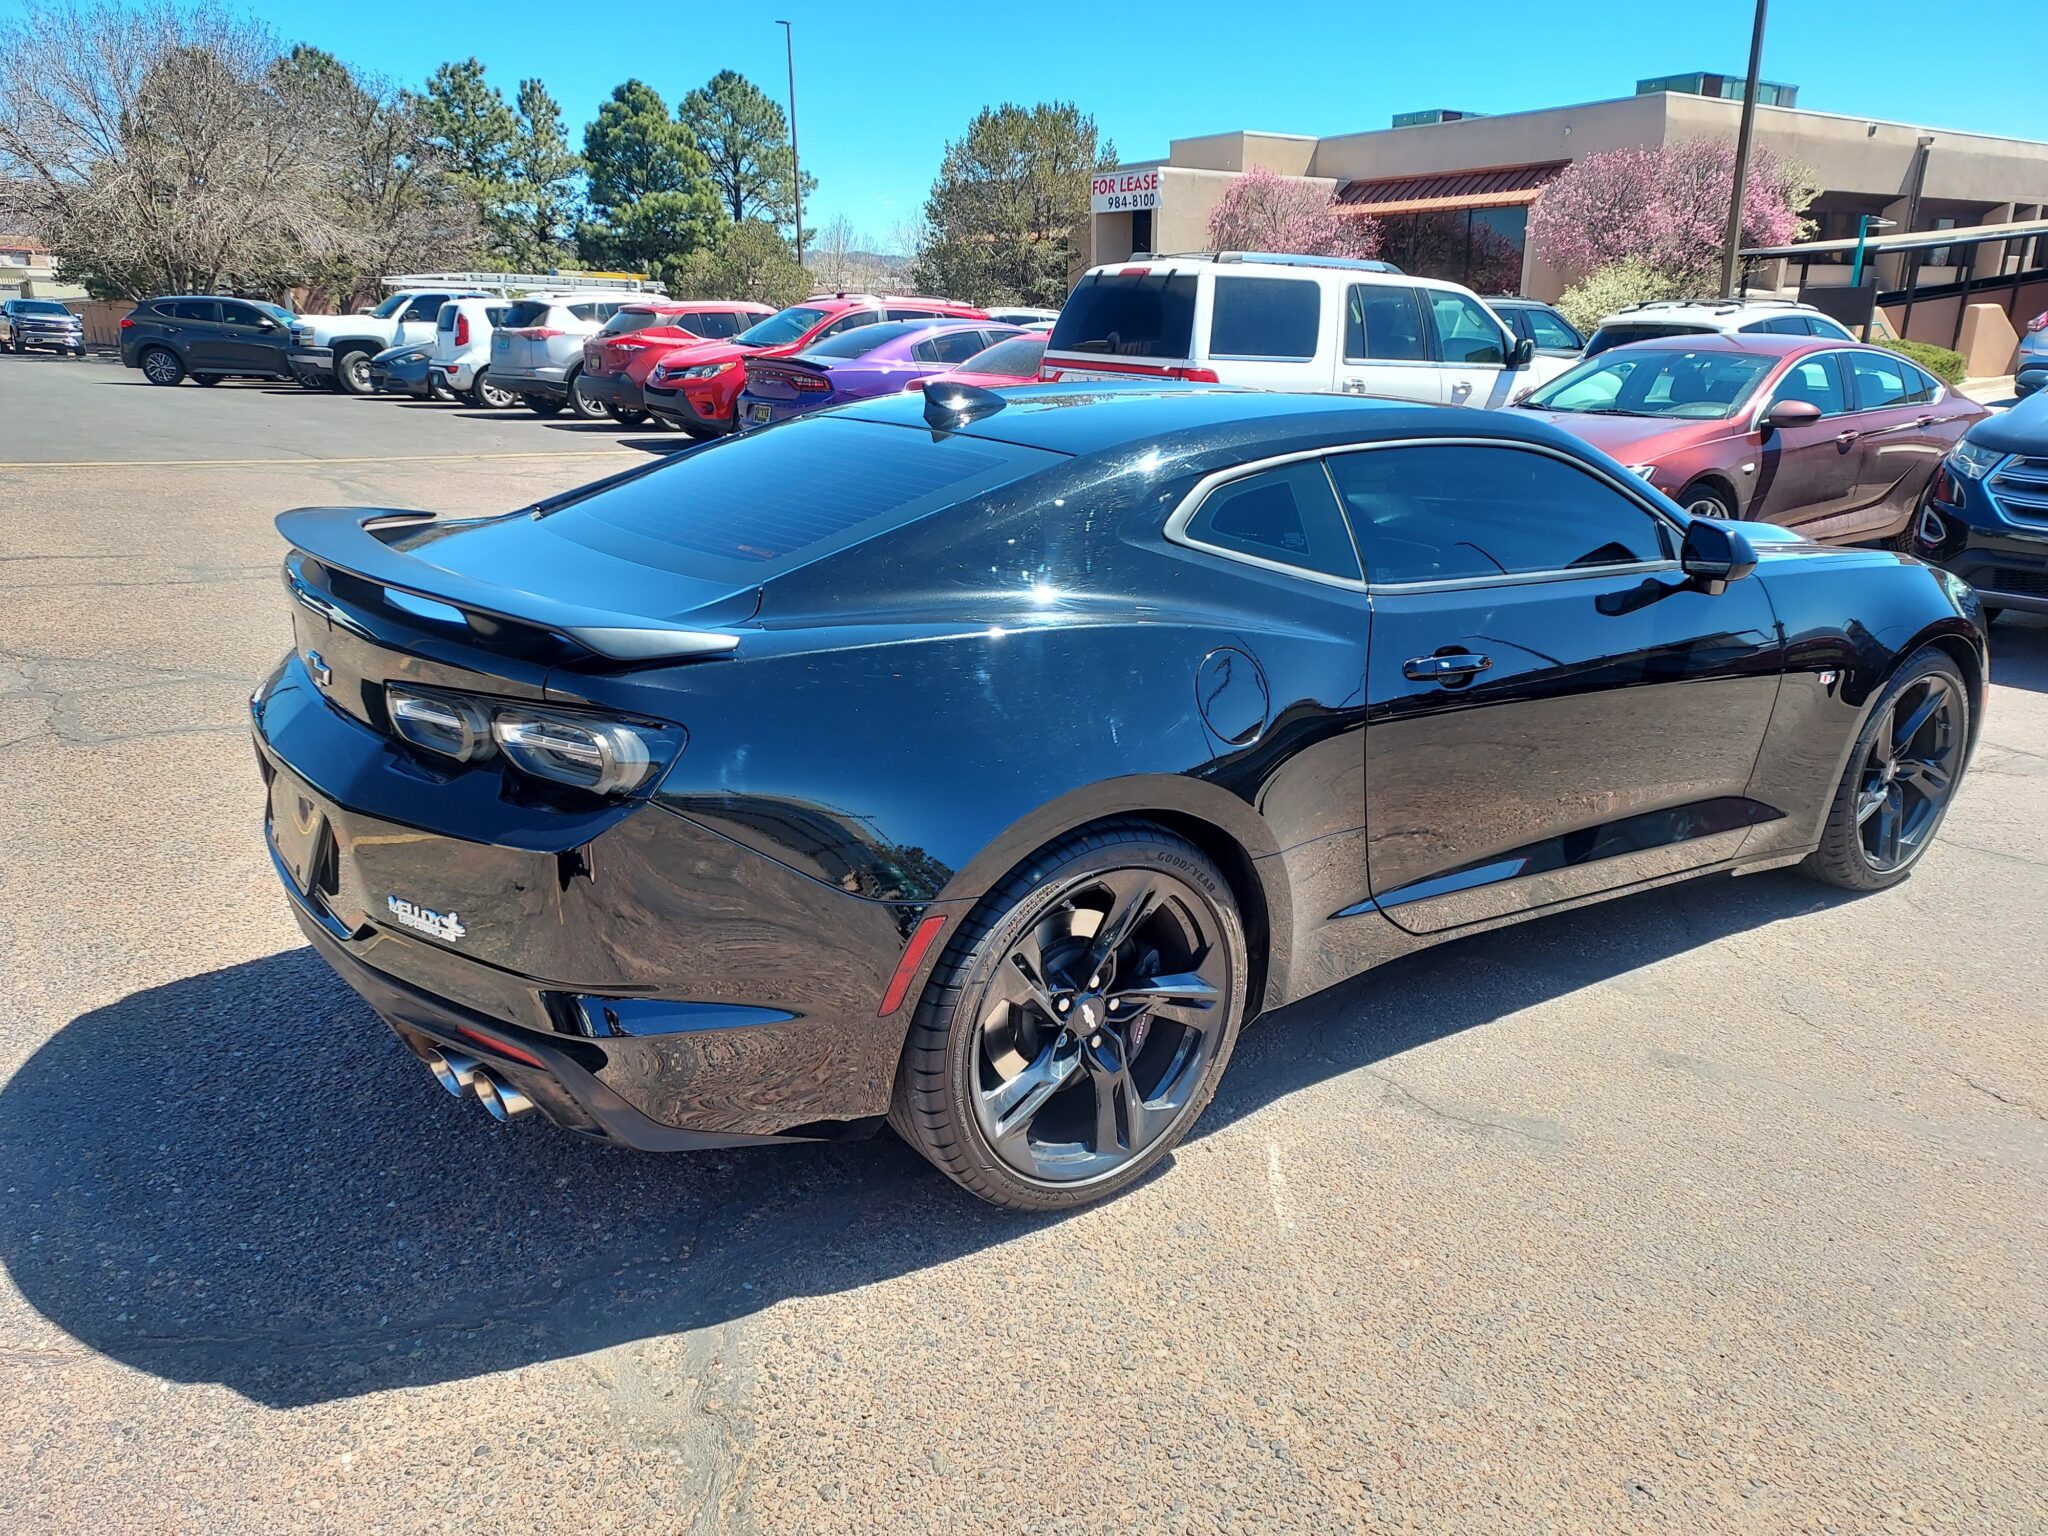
(1341, 378, 1367, 394)
(1835, 430, 1860, 447)
(1404, 652, 1491, 683)
(1449, 379, 1473, 396)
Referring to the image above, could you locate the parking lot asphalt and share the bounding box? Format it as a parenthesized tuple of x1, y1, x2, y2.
(2, 352, 2044, 1535)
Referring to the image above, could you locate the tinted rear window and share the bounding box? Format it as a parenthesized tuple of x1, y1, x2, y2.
(601, 308, 680, 337)
(957, 333, 1047, 377)
(1048, 271, 1197, 359)
(534, 416, 1062, 575)
(1586, 322, 1715, 357)
(803, 320, 929, 359)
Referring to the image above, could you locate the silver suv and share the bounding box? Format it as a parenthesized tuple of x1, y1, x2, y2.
(1584, 297, 1855, 356)
(489, 295, 646, 418)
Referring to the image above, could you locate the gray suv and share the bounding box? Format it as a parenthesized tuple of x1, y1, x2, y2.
(119, 295, 297, 385)
(489, 295, 645, 418)
(4, 298, 86, 356)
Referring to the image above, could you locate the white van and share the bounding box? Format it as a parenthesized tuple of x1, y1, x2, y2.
(1039, 253, 1575, 408)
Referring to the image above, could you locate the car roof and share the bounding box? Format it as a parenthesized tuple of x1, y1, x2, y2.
(1597, 332, 1855, 358)
(835, 381, 1600, 461)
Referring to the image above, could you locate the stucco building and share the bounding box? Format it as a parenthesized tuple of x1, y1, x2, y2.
(1088, 76, 2048, 335)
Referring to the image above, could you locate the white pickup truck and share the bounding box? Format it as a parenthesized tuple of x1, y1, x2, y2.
(286, 287, 488, 394)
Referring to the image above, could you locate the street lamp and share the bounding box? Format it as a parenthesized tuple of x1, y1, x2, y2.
(1719, 0, 1770, 298)
(776, 20, 803, 266)
(1849, 215, 1895, 290)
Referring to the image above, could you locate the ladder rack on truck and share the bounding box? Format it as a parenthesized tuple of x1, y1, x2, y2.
(380, 272, 669, 296)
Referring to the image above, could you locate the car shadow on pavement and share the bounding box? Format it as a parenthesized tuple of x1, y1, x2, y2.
(1987, 612, 2048, 691)
(0, 868, 1854, 1408)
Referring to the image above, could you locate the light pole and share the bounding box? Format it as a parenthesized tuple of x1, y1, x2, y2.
(1849, 215, 1895, 290)
(1719, 0, 1769, 298)
(776, 19, 803, 267)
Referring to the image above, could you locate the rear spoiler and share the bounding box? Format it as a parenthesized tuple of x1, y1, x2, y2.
(275, 507, 740, 663)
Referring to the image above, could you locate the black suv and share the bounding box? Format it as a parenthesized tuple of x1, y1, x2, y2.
(4, 297, 86, 356)
(119, 296, 297, 386)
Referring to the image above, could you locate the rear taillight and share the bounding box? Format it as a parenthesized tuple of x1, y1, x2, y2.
(119, 316, 134, 328)
(1173, 366, 1221, 383)
(791, 373, 830, 393)
(455, 313, 470, 346)
(385, 683, 679, 797)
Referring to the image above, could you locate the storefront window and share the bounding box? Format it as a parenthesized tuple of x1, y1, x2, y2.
(1376, 205, 1527, 294)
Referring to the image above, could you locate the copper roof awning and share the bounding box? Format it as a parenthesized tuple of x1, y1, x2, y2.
(1335, 161, 1569, 216)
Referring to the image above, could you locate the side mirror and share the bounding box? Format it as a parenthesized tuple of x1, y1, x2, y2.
(1508, 336, 1536, 368)
(1681, 517, 1758, 595)
(1764, 398, 1822, 431)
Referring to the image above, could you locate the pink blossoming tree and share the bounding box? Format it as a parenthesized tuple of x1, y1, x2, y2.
(1206, 166, 1382, 260)
(1529, 138, 1813, 290)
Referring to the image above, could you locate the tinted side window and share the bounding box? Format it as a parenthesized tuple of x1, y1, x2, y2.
(219, 301, 264, 327)
(1208, 277, 1321, 360)
(1344, 284, 1429, 362)
(402, 295, 445, 322)
(1769, 352, 1849, 415)
(1183, 462, 1360, 581)
(886, 307, 941, 321)
(917, 330, 988, 365)
(1899, 361, 1939, 405)
(568, 302, 602, 322)
(1426, 291, 1506, 365)
(1524, 308, 1583, 350)
(169, 300, 220, 322)
(816, 310, 878, 339)
(1328, 445, 1670, 585)
(695, 311, 741, 338)
(1847, 350, 1912, 410)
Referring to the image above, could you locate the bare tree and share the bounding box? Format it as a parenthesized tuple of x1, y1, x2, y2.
(0, 1, 480, 301)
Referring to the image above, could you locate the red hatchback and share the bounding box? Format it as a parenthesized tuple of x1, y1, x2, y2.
(1515, 333, 1988, 545)
(579, 300, 774, 425)
(642, 292, 986, 436)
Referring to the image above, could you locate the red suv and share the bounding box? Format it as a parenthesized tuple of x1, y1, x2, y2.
(642, 293, 986, 436)
(578, 300, 773, 425)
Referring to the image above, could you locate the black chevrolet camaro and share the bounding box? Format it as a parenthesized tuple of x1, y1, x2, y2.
(256, 383, 1986, 1209)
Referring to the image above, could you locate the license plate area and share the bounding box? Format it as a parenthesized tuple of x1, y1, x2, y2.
(749, 403, 772, 423)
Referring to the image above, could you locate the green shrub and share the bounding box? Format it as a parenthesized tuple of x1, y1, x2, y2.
(1552, 259, 1688, 337)
(1875, 336, 1967, 385)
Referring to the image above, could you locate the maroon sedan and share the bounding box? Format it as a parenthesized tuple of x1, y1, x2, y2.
(1516, 333, 1988, 545)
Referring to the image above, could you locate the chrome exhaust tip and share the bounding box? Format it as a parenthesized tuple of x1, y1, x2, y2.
(424, 1049, 480, 1098)
(473, 1071, 535, 1123)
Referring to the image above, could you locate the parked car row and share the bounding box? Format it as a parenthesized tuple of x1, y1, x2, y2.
(90, 253, 2003, 565)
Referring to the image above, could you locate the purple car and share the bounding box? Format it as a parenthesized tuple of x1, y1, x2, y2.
(736, 319, 1027, 430)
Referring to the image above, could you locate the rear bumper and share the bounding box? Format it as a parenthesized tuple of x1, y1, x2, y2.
(580, 372, 646, 411)
(496, 366, 569, 400)
(436, 358, 480, 390)
(253, 650, 939, 1146)
(735, 392, 812, 432)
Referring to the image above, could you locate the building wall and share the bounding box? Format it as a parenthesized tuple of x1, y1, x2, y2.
(1089, 97, 2048, 301)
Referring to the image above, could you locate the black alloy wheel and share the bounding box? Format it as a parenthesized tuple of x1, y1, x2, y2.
(892, 823, 1247, 1210)
(139, 346, 183, 385)
(604, 404, 651, 427)
(1804, 647, 1968, 890)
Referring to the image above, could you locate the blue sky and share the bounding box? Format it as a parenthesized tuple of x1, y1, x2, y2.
(16, 0, 2044, 245)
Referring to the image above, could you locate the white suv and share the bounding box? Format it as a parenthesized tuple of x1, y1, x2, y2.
(1583, 297, 1855, 357)
(1040, 253, 1575, 408)
(430, 297, 516, 407)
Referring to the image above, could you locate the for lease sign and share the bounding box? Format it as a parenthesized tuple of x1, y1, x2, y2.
(1091, 170, 1160, 214)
